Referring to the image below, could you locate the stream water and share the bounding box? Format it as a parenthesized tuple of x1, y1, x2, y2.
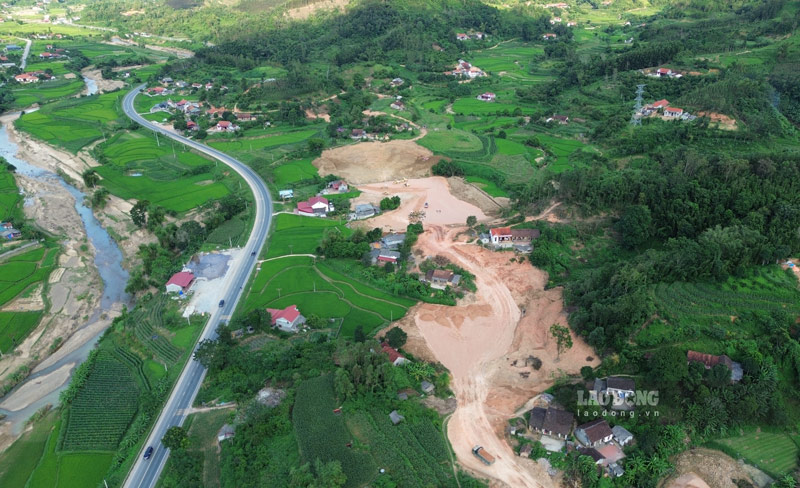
(0, 102, 129, 433)
(83, 75, 98, 96)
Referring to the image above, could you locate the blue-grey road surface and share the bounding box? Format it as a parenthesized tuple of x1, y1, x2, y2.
(121, 84, 273, 488)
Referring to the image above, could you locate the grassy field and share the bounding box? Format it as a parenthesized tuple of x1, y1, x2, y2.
(12, 78, 86, 108)
(207, 128, 322, 163)
(0, 163, 22, 221)
(709, 428, 799, 478)
(94, 131, 232, 212)
(464, 175, 509, 197)
(265, 213, 347, 258)
(293, 374, 376, 488)
(0, 411, 57, 488)
(15, 92, 124, 153)
(535, 133, 589, 173)
(273, 158, 318, 186)
(0, 245, 58, 353)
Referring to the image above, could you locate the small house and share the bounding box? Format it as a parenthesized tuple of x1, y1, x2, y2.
(606, 377, 635, 400)
(267, 304, 306, 332)
(477, 92, 496, 102)
(381, 233, 406, 249)
(528, 406, 573, 439)
(577, 446, 604, 464)
(351, 128, 367, 140)
(567, 21, 577, 26)
(353, 203, 377, 220)
(656, 67, 672, 77)
(650, 99, 669, 110)
(326, 180, 349, 193)
(547, 114, 569, 124)
(165, 271, 195, 294)
(519, 444, 532, 458)
(489, 227, 541, 250)
(5, 44, 20, 51)
(542, 33, 558, 40)
(389, 410, 405, 425)
(611, 425, 633, 446)
(397, 392, 408, 401)
(390, 78, 404, 87)
(217, 424, 235, 442)
(381, 343, 409, 366)
(664, 107, 684, 118)
(420, 381, 435, 394)
(550, 17, 562, 24)
(390, 100, 405, 110)
(422, 269, 461, 290)
(574, 419, 613, 447)
(297, 196, 333, 217)
(236, 112, 254, 122)
(456, 33, 470, 41)
(186, 120, 198, 131)
(215, 120, 239, 132)
(687, 350, 743, 382)
(279, 189, 294, 199)
(608, 462, 624, 477)
(375, 250, 401, 266)
(1, 228, 21, 240)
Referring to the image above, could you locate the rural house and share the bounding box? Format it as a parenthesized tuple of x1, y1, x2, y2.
(389, 410, 405, 425)
(477, 92, 496, 102)
(217, 424, 235, 442)
(611, 425, 633, 446)
(382, 343, 409, 366)
(351, 129, 368, 140)
(577, 447, 604, 464)
(456, 33, 470, 41)
(420, 381, 435, 394)
(605, 377, 635, 400)
(687, 350, 743, 382)
(235, 112, 254, 122)
(390, 78, 404, 87)
(529, 407, 574, 439)
(267, 304, 306, 333)
(1, 228, 21, 240)
(215, 120, 239, 132)
(574, 419, 613, 447)
(656, 67, 672, 77)
(326, 180, 349, 193)
(550, 17, 562, 23)
(296, 196, 334, 217)
(664, 107, 684, 118)
(542, 33, 558, 40)
(489, 227, 541, 251)
(371, 249, 401, 266)
(351, 203, 378, 220)
(547, 114, 569, 124)
(186, 120, 198, 131)
(422, 269, 461, 290)
(165, 271, 195, 294)
(381, 233, 406, 249)
(279, 189, 294, 199)
(519, 444, 532, 458)
(390, 99, 405, 110)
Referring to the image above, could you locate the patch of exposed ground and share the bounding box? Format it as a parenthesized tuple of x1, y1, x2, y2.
(661, 448, 764, 488)
(350, 177, 488, 233)
(696, 111, 738, 130)
(1, 283, 44, 312)
(81, 68, 125, 94)
(394, 224, 598, 487)
(285, 0, 349, 20)
(313, 140, 439, 185)
(448, 176, 508, 215)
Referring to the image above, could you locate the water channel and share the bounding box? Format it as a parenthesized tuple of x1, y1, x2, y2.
(0, 77, 129, 432)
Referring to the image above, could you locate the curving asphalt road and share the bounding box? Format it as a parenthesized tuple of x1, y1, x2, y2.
(121, 84, 272, 488)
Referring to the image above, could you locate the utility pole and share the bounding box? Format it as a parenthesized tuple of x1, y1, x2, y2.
(155, 130, 160, 146)
(277, 288, 281, 298)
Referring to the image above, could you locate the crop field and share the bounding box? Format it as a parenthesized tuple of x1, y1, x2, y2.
(273, 158, 318, 186)
(293, 374, 376, 488)
(61, 350, 140, 451)
(643, 266, 800, 349)
(452, 97, 533, 116)
(464, 175, 509, 197)
(95, 131, 232, 212)
(0, 23, 98, 36)
(0, 411, 56, 488)
(0, 311, 43, 354)
(469, 43, 547, 83)
(420, 129, 484, 155)
(346, 410, 457, 488)
(124, 294, 200, 367)
(709, 428, 798, 478)
(535, 133, 588, 172)
(0, 163, 21, 219)
(265, 213, 347, 258)
(207, 128, 321, 162)
(12, 78, 86, 108)
(15, 92, 123, 153)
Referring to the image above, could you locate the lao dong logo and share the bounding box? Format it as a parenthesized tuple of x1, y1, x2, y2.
(576, 390, 660, 418)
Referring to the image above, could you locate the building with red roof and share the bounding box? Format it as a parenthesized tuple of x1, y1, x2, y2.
(381, 343, 409, 366)
(489, 227, 541, 250)
(477, 92, 496, 102)
(267, 305, 306, 332)
(165, 271, 195, 294)
(296, 196, 334, 217)
(664, 107, 683, 117)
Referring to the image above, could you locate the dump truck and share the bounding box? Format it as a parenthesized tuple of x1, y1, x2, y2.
(472, 445, 495, 465)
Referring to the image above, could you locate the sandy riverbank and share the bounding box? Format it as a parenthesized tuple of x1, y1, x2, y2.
(81, 67, 126, 95)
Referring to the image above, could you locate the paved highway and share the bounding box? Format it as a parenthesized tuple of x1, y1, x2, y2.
(121, 84, 273, 488)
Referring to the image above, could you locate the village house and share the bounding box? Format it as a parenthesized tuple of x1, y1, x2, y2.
(175, 80, 188, 88)
(574, 419, 614, 447)
(657, 67, 672, 77)
(390, 77, 404, 87)
(546, 114, 569, 124)
(5, 44, 20, 51)
(191, 82, 203, 89)
(567, 21, 577, 26)
(529, 406, 574, 439)
(278, 189, 294, 199)
(421, 269, 461, 290)
(488, 227, 541, 251)
(605, 377, 635, 400)
(550, 17, 562, 24)
(267, 304, 306, 332)
(649, 99, 669, 110)
(611, 425, 633, 446)
(165, 271, 195, 294)
(236, 112, 254, 122)
(663, 107, 684, 118)
(477, 92, 496, 102)
(371, 249, 401, 266)
(185, 120, 198, 131)
(390, 99, 405, 110)
(217, 424, 235, 442)
(381, 233, 406, 249)
(14, 73, 40, 83)
(147, 86, 171, 95)
(456, 33, 470, 41)
(297, 196, 334, 217)
(687, 350, 743, 382)
(545, 2, 569, 8)
(381, 343, 409, 366)
(578, 447, 604, 464)
(351, 203, 378, 220)
(206, 106, 228, 118)
(215, 120, 239, 132)
(421, 381, 435, 394)
(542, 33, 558, 40)
(351, 128, 368, 140)
(389, 410, 405, 425)
(449, 59, 485, 79)
(1, 228, 21, 240)
(205, 82, 214, 90)
(519, 444, 533, 458)
(39, 51, 64, 59)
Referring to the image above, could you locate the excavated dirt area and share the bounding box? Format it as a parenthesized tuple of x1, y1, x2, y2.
(313, 140, 440, 185)
(661, 448, 762, 488)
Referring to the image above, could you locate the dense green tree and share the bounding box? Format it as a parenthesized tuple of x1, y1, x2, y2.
(161, 426, 189, 451)
(130, 200, 149, 228)
(385, 327, 407, 349)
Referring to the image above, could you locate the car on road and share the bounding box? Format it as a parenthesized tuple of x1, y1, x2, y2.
(251, 251, 256, 256)
(219, 299, 225, 308)
(144, 446, 154, 460)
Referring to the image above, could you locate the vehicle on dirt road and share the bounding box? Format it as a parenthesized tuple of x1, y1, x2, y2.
(472, 445, 495, 465)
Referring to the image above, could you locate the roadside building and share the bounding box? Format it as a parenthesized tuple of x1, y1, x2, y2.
(421, 269, 461, 290)
(165, 271, 195, 294)
(267, 304, 306, 333)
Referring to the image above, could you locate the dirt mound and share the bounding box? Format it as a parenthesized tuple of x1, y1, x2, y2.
(662, 448, 757, 488)
(313, 140, 438, 185)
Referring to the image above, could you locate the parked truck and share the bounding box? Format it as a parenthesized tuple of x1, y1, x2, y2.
(472, 445, 495, 465)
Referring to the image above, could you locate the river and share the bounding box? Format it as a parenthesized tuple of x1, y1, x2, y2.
(0, 101, 128, 433)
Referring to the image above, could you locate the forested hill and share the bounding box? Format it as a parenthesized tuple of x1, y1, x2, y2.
(196, 0, 560, 67)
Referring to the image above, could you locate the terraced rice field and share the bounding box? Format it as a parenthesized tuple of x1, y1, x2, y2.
(710, 429, 799, 478)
